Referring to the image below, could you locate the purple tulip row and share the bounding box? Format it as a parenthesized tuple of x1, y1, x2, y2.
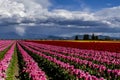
(23, 42, 120, 66)
(20, 42, 105, 80)
(17, 43, 47, 80)
(21, 42, 120, 78)
(0, 42, 15, 80)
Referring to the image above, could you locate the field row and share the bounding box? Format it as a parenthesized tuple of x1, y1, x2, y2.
(0, 40, 120, 80)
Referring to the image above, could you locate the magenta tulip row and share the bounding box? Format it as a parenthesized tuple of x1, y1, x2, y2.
(0, 43, 15, 79)
(17, 43, 47, 80)
(21, 42, 120, 78)
(23, 42, 120, 65)
(20, 42, 105, 80)
(27, 41, 120, 59)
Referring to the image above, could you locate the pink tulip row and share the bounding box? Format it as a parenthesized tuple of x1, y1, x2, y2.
(0, 41, 10, 47)
(22, 41, 120, 71)
(17, 43, 47, 80)
(23, 42, 120, 66)
(21, 42, 120, 78)
(0, 41, 13, 52)
(0, 43, 15, 80)
(0, 40, 12, 45)
(26, 41, 120, 59)
(20, 42, 105, 80)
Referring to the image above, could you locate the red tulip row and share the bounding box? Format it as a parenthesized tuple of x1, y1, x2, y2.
(19, 42, 105, 80)
(27, 40, 120, 53)
(17, 43, 47, 80)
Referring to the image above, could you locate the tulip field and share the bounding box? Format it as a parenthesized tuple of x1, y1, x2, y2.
(0, 40, 120, 80)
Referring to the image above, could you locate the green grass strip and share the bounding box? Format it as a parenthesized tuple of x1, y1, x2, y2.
(6, 47, 18, 80)
(0, 46, 11, 60)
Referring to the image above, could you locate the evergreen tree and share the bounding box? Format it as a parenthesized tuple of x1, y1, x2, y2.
(75, 35, 79, 40)
(95, 36, 98, 40)
(92, 34, 95, 40)
(83, 34, 89, 40)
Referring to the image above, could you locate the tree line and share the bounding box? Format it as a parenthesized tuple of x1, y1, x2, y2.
(75, 34, 111, 40)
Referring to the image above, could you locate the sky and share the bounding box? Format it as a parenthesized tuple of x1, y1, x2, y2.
(0, 0, 120, 39)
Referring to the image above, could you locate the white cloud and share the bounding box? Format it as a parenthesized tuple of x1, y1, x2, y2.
(15, 26, 26, 36)
(0, 0, 49, 18)
(0, 0, 119, 27)
(0, 0, 120, 37)
(51, 9, 96, 21)
(0, 0, 26, 17)
(34, 0, 51, 8)
(95, 6, 120, 18)
(95, 6, 120, 27)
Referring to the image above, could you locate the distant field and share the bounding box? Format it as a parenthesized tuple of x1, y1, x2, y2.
(26, 40, 120, 53)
